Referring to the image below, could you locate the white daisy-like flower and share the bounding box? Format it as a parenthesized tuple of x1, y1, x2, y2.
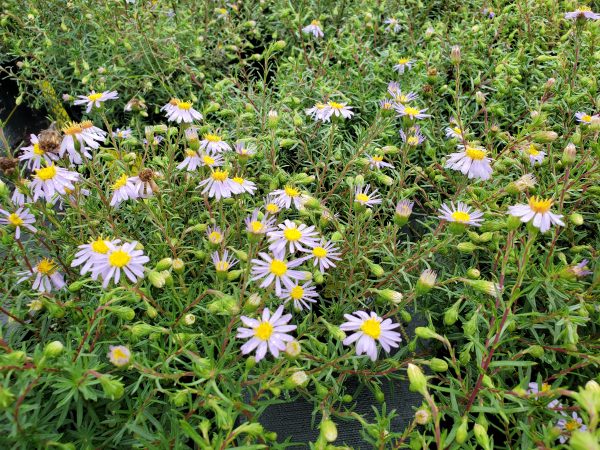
(200, 133, 231, 154)
(354, 184, 382, 208)
(367, 154, 394, 170)
(231, 176, 257, 195)
(507, 197, 565, 233)
(0, 207, 36, 239)
(19, 258, 66, 293)
(107, 345, 131, 367)
(177, 149, 203, 171)
(19, 134, 58, 170)
(524, 143, 546, 166)
(387, 83, 418, 104)
(268, 219, 320, 254)
(393, 58, 414, 74)
(565, 6, 600, 20)
(445, 124, 464, 140)
(73, 90, 119, 113)
(302, 20, 324, 38)
(438, 202, 484, 227)
(71, 237, 119, 275)
(90, 241, 149, 288)
(379, 99, 395, 111)
(575, 111, 599, 124)
(200, 152, 224, 168)
(280, 281, 319, 311)
(59, 121, 105, 165)
(212, 249, 239, 274)
(445, 144, 493, 180)
(250, 250, 306, 296)
(110, 174, 139, 207)
(324, 101, 354, 120)
(384, 17, 401, 33)
(303, 239, 341, 273)
(394, 103, 431, 120)
(30, 164, 80, 202)
(305, 102, 331, 122)
(11, 183, 32, 206)
(245, 209, 276, 236)
(395, 200, 414, 220)
(206, 226, 225, 245)
(198, 169, 238, 200)
(162, 99, 203, 123)
(264, 194, 282, 215)
(234, 141, 256, 159)
(271, 185, 304, 210)
(236, 305, 297, 362)
(557, 412, 587, 444)
(400, 126, 426, 146)
(112, 128, 133, 139)
(340, 311, 402, 361)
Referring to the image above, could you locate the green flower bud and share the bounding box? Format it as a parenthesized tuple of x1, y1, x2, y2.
(110, 306, 135, 321)
(482, 374, 494, 388)
(227, 269, 243, 281)
(283, 370, 309, 389)
(148, 270, 166, 288)
(531, 130, 558, 143)
(570, 431, 600, 450)
(416, 269, 437, 295)
(444, 301, 460, 326)
(457, 242, 479, 253)
(375, 288, 403, 304)
(99, 375, 125, 400)
(570, 213, 583, 226)
(68, 279, 86, 292)
(527, 345, 544, 358)
(146, 304, 158, 319)
(0, 386, 16, 408)
(585, 380, 600, 393)
(364, 259, 384, 277)
(506, 214, 522, 230)
(43, 341, 64, 358)
(155, 257, 173, 271)
(407, 363, 428, 395)
(563, 143, 577, 164)
(400, 310, 412, 323)
(473, 423, 490, 450)
(415, 327, 438, 340)
(171, 389, 189, 407)
(429, 358, 448, 372)
(230, 248, 248, 262)
(466, 268, 481, 279)
(455, 416, 468, 444)
(464, 279, 502, 297)
(320, 419, 338, 442)
(463, 313, 478, 337)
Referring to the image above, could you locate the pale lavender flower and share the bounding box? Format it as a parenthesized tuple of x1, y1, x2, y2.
(162, 99, 203, 123)
(0, 206, 36, 239)
(395, 200, 414, 220)
(73, 90, 118, 113)
(280, 281, 319, 311)
(231, 176, 257, 195)
(90, 241, 149, 288)
(438, 202, 484, 227)
(268, 219, 320, 254)
(30, 164, 80, 202)
(235, 141, 256, 158)
(206, 226, 225, 245)
(271, 186, 304, 210)
(367, 154, 394, 170)
(324, 101, 354, 120)
(565, 7, 600, 20)
(177, 149, 203, 171)
(302, 20, 324, 38)
(354, 184, 382, 208)
(557, 412, 587, 444)
(445, 144, 493, 180)
(524, 143, 546, 166)
(110, 174, 139, 207)
(19, 134, 58, 170)
(200, 133, 231, 154)
(400, 126, 426, 146)
(570, 259, 592, 278)
(107, 345, 131, 367)
(393, 58, 414, 74)
(112, 128, 133, 139)
(507, 197, 565, 233)
(384, 17, 401, 33)
(305, 102, 331, 122)
(394, 103, 431, 120)
(212, 249, 239, 273)
(264, 194, 283, 215)
(245, 209, 276, 236)
(198, 169, 237, 200)
(71, 237, 120, 275)
(18, 258, 65, 293)
(303, 239, 341, 273)
(250, 250, 305, 296)
(340, 311, 402, 361)
(575, 111, 599, 124)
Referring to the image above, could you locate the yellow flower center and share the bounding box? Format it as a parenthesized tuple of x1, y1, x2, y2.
(396, 95, 409, 103)
(578, 6, 591, 12)
(35, 165, 57, 181)
(215, 261, 230, 272)
(80, 120, 94, 131)
(8, 213, 24, 226)
(290, 285, 304, 300)
(283, 227, 302, 241)
(232, 177, 245, 184)
(111, 347, 128, 361)
(203, 154, 215, 165)
(527, 144, 540, 156)
(528, 196, 552, 214)
(255, 322, 274, 341)
(407, 136, 420, 145)
(270, 259, 287, 277)
(540, 383, 551, 392)
(185, 149, 198, 157)
(209, 231, 223, 243)
(177, 101, 192, 110)
(62, 122, 82, 135)
(33, 143, 44, 155)
(451, 211, 471, 223)
(382, 102, 392, 109)
(580, 114, 592, 122)
(211, 170, 228, 182)
(312, 246, 327, 258)
(37, 258, 56, 275)
(356, 193, 370, 203)
(266, 203, 280, 214)
(565, 420, 580, 432)
(250, 221, 264, 233)
(328, 101, 343, 110)
(372, 155, 383, 162)
(91, 238, 109, 254)
(403, 106, 420, 116)
(453, 126, 462, 134)
(398, 58, 410, 64)
(361, 318, 381, 339)
(465, 146, 486, 160)
(88, 92, 103, 101)
(112, 174, 129, 190)
(108, 250, 131, 268)
(204, 133, 221, 142)
(316, 103, 326, 110)
(311, 19, 320, 26)
(284, 186, 300, 197)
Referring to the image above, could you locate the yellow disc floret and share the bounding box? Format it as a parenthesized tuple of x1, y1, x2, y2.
(35, 165, 57, 181)
(255, 322, 274, 340)
(361, 318, 381, 339)
(108, 250, 131, 268)
(528, 196, 552, 214)
(270, 259, 287, 277)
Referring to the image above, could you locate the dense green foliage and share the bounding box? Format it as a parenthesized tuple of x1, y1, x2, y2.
(0, 0, 599, 449)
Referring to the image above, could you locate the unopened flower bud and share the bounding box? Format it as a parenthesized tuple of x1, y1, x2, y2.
(475, 91, 486, 105)
(464, 279, 502, 297)
(284, 370, 309, 389)
(527, 345, 544, 358)
(416, 269, 437, 295)
(544, 78, 556, 90)
(473, 423, 491, 450)
(183, 314, 196, 326)
(99, 375, 125, 400)
(43, 341, 64, 358)
(172, 258, 184, 274)
(429, 358, 448, 372)
(569, 212, 583, 226)
(450, 45, 461, 64)
(415, 408, 430, 425)
(570, 431, 600, 450)
(0, 386, 15, 408)
(148, 270, 166, 288)
(320, 419, 338, 442)
(155, 257, 173, 271)
(585, 380, 600, 393)
(376, 289, 403, 304)
(444, 300, 461, 325)
(415, 327, 438, 340)
(285, 339, 302, 358)
(407, 363, 428, 395)
(457, 242, 479, 253)
(267, 110, 279, 128)
(532, 130, 558, 143)
(455, 417, 468, 444)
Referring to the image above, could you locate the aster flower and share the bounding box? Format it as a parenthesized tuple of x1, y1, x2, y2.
(394, 103, 431, 120)
(198, 169, 237, 200)
(575, 111, 599, 124)
(400, 126, 426, 146)
(393, 58, 414, 74)
(60, 121, 104, 165)
(11, 183, 32, 206)
(395, 200, 414, 224)
(250, 250, 305, 296)
(340, 311, 402, 361)
(30, 164, 80, 202)
(212, 250, 238, 275)
(234, 141, 256, 159)
(271, 185, 304, 210)
(236, 305, 297, 362)
(177, 149, 203, 171)
(302, 20, 324, 38)
(19, 258, 65, 293)
(112, 128, 133, 139)
(303, 239, 341, 273)
(445, 123, 464, 140)
(527, 381, 561, 410)
(507, 197, 565, 233)
(324, 101, 354, 120)
(379, 99, 395, 111)
(0, 207, 36, 239)
(206, 226, 225, 245)
(280, 281, 319, 311)
(245, 209, 276, 236)
(200, 133, 231, 154)
(569, 259, 592, 278)
(90, 241, 149, 288)
(231, 176, 257, 195)
(367, 154, 394, 170)
(264, 194, 283, 215)
(201, 152, 224, 169)
(387, 83, 419, 104)
(305, 102, 331, 122)
(19, 134, 58, 170)
(482, 7, 495, 18)
(268, 219, 320, 254)
(384, 17, 401, 33)
(73, 90, 118, 113)
(354, 184, 382, 208)
(438, 202, 484, 227)
(110, 174, 139, 207)
(129, 169, 159, 199)
(565, 6, 600, 20)
(107, 345, 131, 367)
(71, 237, 119, 275)
(557, 412, 587, 444)
(162, 99, 203, 123)
(445, 144, 493, 180)
(523, 143, 546, 166)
